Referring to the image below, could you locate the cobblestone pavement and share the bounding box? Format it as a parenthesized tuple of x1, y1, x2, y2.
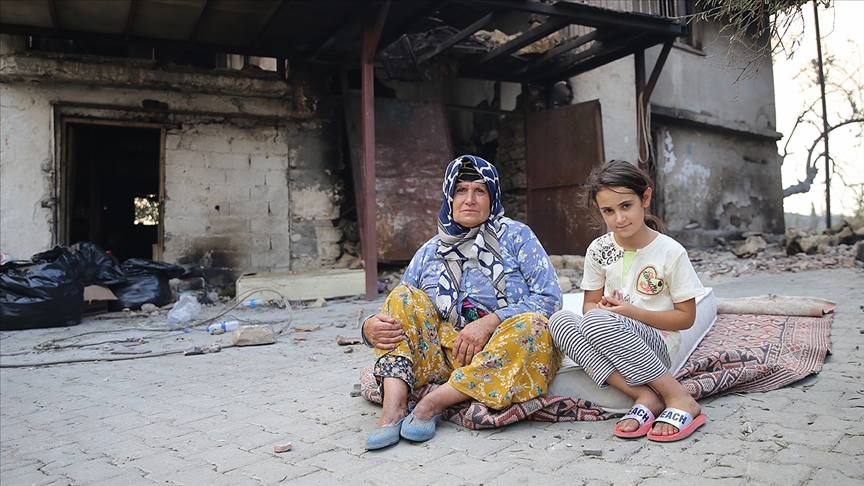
(1, 267, 862, 485)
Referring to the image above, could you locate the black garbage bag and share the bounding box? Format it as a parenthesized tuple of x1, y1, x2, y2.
(71, 242, 125, 286)
(0, 246, 86, 331)
(108, 259, 184, 311)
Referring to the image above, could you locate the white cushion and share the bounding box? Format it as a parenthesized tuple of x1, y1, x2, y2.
(548, 288, 717, 412)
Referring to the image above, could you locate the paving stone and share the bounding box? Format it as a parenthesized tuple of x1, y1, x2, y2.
(739, 461, 814, 485)
(0, 267, 861, 486)
(809, 465, 864, 485)
(833, 433, 864, 456)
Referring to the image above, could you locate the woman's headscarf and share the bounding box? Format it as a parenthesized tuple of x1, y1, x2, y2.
(436, 155, 508, 326)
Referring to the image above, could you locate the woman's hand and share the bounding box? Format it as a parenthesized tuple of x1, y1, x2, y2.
(453, 313, 501, 367)
(363, 313, 404, 350)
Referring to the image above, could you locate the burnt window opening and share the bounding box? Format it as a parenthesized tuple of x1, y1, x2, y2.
(64, 122, 162, 262)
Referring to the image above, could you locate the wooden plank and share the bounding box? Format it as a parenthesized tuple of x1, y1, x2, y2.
(235, 269, 366, 301)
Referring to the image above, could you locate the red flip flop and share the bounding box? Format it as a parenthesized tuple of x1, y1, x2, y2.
(647, 408, 706, 442)
(614, 404, 655, 439)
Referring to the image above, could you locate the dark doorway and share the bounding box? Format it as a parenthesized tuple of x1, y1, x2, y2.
(63, 121, 163, 262)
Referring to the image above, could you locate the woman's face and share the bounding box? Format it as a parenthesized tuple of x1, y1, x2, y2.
(452, 181, 491, 228)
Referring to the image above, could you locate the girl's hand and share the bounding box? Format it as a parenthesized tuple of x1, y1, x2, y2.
(597, 290, 631, 314)
(453, 313, 501, 366)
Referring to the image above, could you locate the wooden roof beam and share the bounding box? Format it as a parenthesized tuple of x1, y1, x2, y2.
(416, 10, 502, 63)
(465, 16, 571, 74)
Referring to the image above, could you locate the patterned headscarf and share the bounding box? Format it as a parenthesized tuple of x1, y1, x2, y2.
(436, 155, 508, 326)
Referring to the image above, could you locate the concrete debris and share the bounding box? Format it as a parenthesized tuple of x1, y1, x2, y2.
(730, 235, 767, 258)
(336, 336, 362, 346)
(273, 443, 293, 453)
(311, 297, 327, 308)
(350, 383, 362, 397)
(294, 325, 321, 332)
(371, 222, 863, 293)
(562, 255, 585, 270)
(231, 324, 276, 346)
(140, 303, 160, 313)
(558, 275, 573, 293)
(183, 343, 221, 356)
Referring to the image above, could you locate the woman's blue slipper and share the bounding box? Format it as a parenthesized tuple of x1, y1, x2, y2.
(365, 417, 406, 450)
(399, 413, 442, 442)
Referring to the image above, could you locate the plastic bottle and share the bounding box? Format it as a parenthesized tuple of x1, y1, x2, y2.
(206, 320, 240, 334)
(238, 299, 263, 308)
(167, 293, 201, 325)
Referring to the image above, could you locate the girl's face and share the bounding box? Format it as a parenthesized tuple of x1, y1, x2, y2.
(452, 181, 491, 228)
(595, 186, 652, 240)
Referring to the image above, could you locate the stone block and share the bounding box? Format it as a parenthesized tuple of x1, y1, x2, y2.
(250, 184, 287, 202)
(187, 134, 231, 153)
(251, 217, 290, 235)
(264, 169, 289, 187)
(250, 250, 292, 269)
(548, 254, 564, 270)
(268, 234, 291, 251)
(250, 153, 287, 171)
(265, 199, 289, 218)
(206, 152, 249, 170)
(558, 275, 572, 293)
(209, 217, 250, 235)
(231, 324, 276, 346)
(208, 183, 250, 203)
(165, 149, 205, 168)
(226, 168, 266, 186)
(563, 254, 585, 269)
(228, 200, 269, 217)
(185, 166, 228, 185)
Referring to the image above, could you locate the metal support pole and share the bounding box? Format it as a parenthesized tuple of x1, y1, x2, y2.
(813, 1, 831, 228)
(635, 49, 648, 173)
(360, 2, 389, 300)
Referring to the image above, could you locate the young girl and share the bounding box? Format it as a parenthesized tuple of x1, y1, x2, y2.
(548, 160, 706, 442)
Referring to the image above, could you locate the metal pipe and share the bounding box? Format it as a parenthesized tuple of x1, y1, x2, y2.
(813, 1, 831, 228)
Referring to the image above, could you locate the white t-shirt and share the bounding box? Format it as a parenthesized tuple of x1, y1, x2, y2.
(581, 232, 706, 359)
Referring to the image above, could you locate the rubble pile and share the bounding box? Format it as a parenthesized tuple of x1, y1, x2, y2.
(688, 241, 861, 279)
(375, 219, 864, 292)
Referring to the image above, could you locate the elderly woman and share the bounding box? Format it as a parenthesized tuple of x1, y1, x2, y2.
(362, 155, 562, 450)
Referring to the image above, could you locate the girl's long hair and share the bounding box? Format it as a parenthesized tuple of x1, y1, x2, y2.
(580, 160, 666, 234)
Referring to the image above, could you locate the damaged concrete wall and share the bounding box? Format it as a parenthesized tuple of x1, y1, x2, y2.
(655, 125, 785, 247)
(564, 16, 783, 247)
(0, 36, 345, 286)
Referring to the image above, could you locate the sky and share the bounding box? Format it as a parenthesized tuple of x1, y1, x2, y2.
(772, 0, 864, 218)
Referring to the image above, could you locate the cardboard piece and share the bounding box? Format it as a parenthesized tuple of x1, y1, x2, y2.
(83, 285, 118, 316)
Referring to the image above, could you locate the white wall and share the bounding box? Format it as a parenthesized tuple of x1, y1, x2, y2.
(569, 56, 639, 164)
(0, 45, 343, 281)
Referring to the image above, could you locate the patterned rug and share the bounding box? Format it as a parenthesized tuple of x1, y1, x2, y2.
(360, 313, 834, 429)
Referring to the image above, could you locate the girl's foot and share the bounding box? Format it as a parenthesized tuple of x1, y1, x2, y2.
(616, 390, 664, 433)
(651, 393, 701, 437)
